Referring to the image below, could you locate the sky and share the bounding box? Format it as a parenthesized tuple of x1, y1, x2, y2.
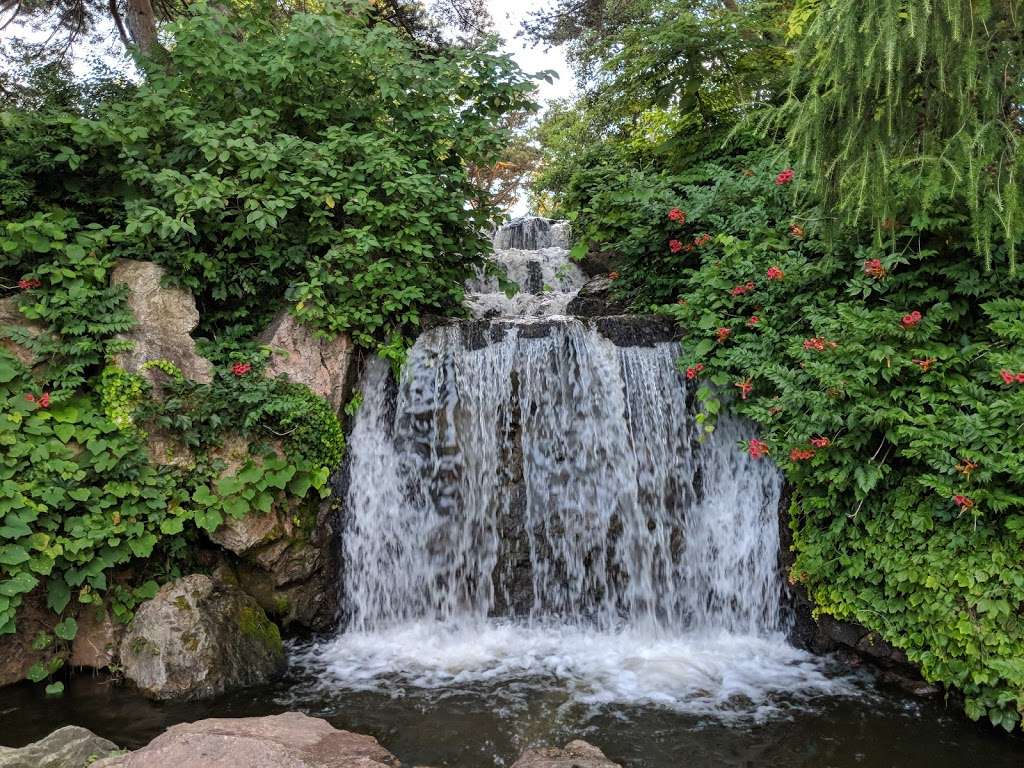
(485, 0, 575, 106)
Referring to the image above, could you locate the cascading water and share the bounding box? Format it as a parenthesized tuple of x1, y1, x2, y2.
(295, 217, 855, 721)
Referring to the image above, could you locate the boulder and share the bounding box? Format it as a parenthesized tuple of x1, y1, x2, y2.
(91, 712, 398, 768)
(119, 575, 284, 701)
(0, 296, 45, 367)
(110, 260, 213, 385)
(566, 276, 629, 317)
(511, 740, 621, 768)
(0, 726, 120, 768)
(258, 310, 355, 413)
(70, 605, 121, 670)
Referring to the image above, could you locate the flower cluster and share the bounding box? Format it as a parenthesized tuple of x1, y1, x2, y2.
(766, 266, 784, 281)
(863, 259, 886, 279)
(669, 239, 684, 254)
(803, 337, 837, 351)
(735, 379, 753, 400)
(716, 327, 732, 343)
(731, 281, 755, 296)
(953, 495, 975, 510)
(790, 447, 815, 461)
(810, 436, 831, 448)
(608, 271, 621, 281)
(915, 358, 935, 372)
(901, 310, 923, 328)
(775, 168, 794, 185)
(693, 233, 712, 247)
(17, 278, 42, 290)
(746, 315, 760, 328)
(748, 439, 769, 459)
(668, 208, 686, 223)
(999, 369, 1024, 384)
(231, 362, 252, 377)
(685, 363, 705, 380)
(26, 392, 50, 408)
(789, 224, 805, 239)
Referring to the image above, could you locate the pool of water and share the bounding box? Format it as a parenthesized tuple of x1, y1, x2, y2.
(1, 639, 1020, 768)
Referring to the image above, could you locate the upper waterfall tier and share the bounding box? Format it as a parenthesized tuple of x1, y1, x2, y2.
(465, 217, 587, 319)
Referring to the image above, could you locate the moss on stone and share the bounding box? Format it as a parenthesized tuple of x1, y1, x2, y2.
(236, 605, 283, 657)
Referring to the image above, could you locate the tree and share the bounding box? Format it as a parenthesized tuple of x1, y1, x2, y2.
(777, 0, 1024, 270)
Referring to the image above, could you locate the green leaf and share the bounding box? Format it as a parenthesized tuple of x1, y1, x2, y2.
(54, 617, 77, 641)
(44, 681, 65, 696)
(46, 577, 71, 613)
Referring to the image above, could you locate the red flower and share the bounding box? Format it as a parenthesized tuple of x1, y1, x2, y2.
(748, 439, 769, 459)
(953, 495, 974, 510)
(716, 327, 732, 343)
(900, 310, 922, 328)
(730, 281, 755, 296)
(38, 392, 50, 409)
(803, 337, 826, 352)
(231, 362, 252, 377)
(863, 259, 886, 279)
(1018, 373, 1024, 384)
(789, 448, 815, 461)
(810, 436, 831, 448)
(775, 168, 795, 186)
(766, 266, 785, 281)
(694, 233, 712, 247)
(669, 239, 684, 253)
(789, 224, 805, 239)
(17, 278, 42, 291)
(1000, 369, 1015, 384)
(915, 358, 935, 372)
(608, 271, 620, 281)
(683, 243, 695, 253)
(747, 315, 760, 328)
(735, 379, 753, 400)
(685, 363, 704, 381)
(25, 393, 35, 403)
(668, 208, 686, 223)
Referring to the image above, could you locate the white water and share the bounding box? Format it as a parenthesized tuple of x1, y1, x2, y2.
(296, 220, 858, 721)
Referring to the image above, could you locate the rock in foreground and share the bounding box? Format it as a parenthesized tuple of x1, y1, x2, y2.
(511, 740, 621, 768)
(92, 713, 398, 768)
(0, 726, 120, 768)
(119, 575, 284, 701)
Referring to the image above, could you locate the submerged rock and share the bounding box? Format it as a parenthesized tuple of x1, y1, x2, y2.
(92, 712, 399, 768)
(111, 260, 213, 385)
(511, 740, 621, 768)
(119, 575, 284, 701)
(0, 726, 120, 768)
(258, 310, 356, 413)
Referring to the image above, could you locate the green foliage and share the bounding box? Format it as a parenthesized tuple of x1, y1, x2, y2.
(2, 3, 537, 354)
(775, 0, 1024, 270)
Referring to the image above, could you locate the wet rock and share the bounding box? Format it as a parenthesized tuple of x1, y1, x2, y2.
(566, 276, 629, 317)
(119, 575, 284, 701)
(0, 590, 65, 688)
(494, 217, 569, 251)
(110, 260, 213, 385)
(590, 316, 681, 347)
(0, 296, 45, 368)
(511, 740, 621, 768)
(258, 310, 356, 413)
(0, 726, 121, 768)
(92, 712, 399, 768)
(70, 605, 121, 670)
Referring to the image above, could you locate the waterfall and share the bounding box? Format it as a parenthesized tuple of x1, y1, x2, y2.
(295, 219, 854, 719)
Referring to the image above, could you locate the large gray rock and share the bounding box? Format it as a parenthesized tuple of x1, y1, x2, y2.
(119, 575, 284, 701)
(258, 310, 355, 413)
(92, 713, 398, 768)
(111, 260, 213, 384)
(511, 740, 621, 768)
(0, 726, 120, 768)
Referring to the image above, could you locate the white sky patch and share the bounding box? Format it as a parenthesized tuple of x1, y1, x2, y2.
(486, 0, 575, 106)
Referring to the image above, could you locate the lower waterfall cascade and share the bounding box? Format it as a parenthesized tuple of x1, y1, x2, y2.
(293, 218, 860, 720)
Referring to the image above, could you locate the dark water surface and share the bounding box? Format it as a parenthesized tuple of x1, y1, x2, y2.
(0, 666, 1020, 768)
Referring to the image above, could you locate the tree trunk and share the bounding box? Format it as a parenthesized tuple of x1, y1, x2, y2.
(123, 0, 163, 57)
